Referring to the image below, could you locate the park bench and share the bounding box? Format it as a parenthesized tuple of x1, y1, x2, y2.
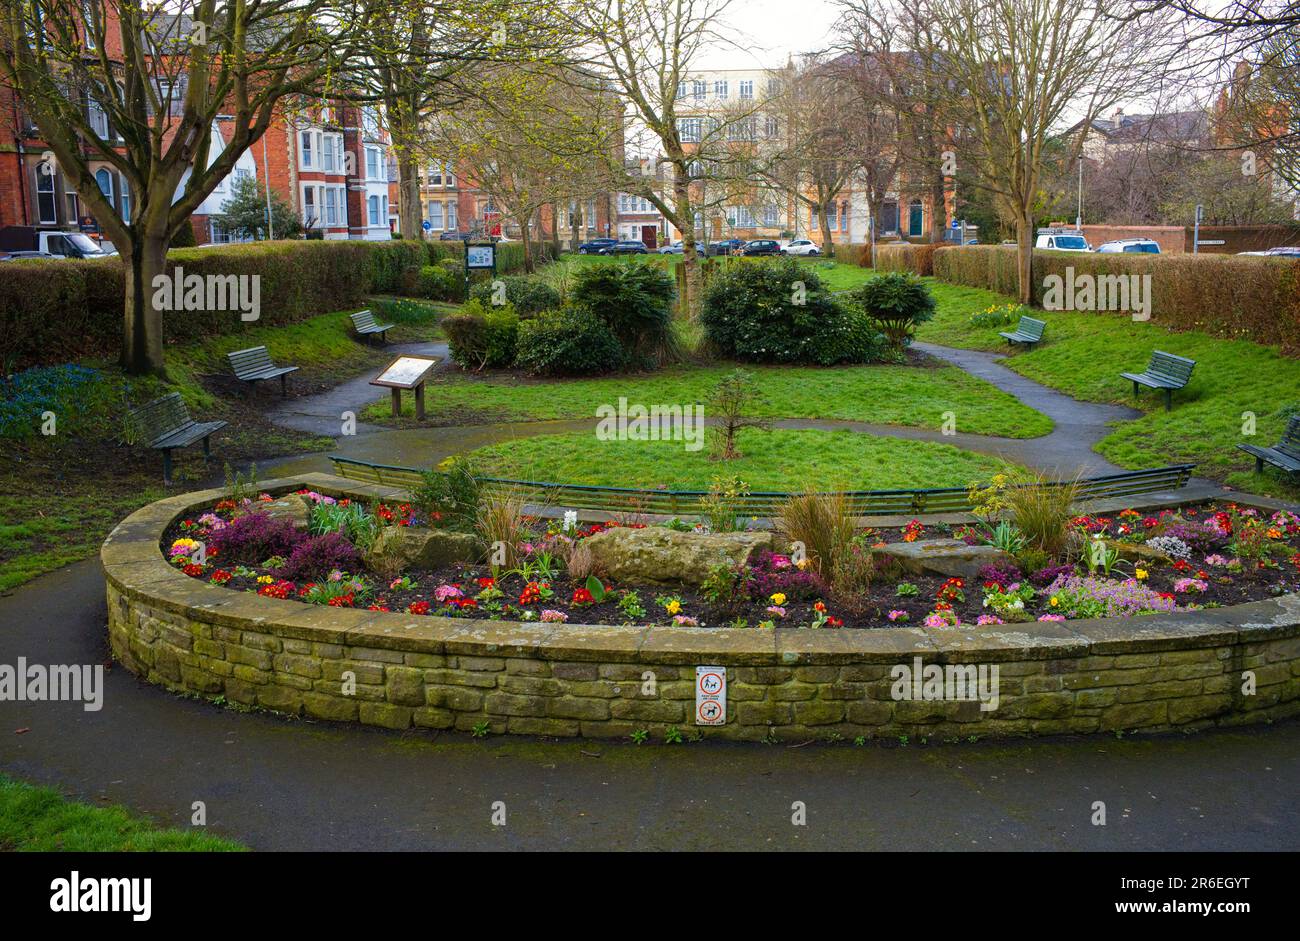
(350, 309, 393, 343)
(1237, 416, 1300, 476)
(127, 393, 227, 485)
(226, 345, 298, 396)
(999, 315, 1046, 348)
(1120, 350, 1196, 412)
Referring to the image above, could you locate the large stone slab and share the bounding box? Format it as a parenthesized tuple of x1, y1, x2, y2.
(876, 538, 1014, 580)
(582, 525, 775, 587)
(363, 526, 484, 571)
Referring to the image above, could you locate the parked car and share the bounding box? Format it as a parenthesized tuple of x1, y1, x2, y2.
(1035, 229, 1091, 252)
(1238, 246, 1300, 258)
(781, 238, 821, 256)
(0, 225, 113, 259)
(658, 240, 684, 254)
(704, 238, 747, 256)
(578, 237, 618, 254)
(598, 240, 650, 255)
(1097, 238, 1161, 254)
(741, 239, 782, 256)
(0, 250, 56, 260)
(438, 230, 472, 241)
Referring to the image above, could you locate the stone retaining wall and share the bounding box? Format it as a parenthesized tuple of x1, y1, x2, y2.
(102, 474, 1300, 742)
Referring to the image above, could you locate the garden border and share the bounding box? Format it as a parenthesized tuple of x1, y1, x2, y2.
(102, 473, 1300, 741)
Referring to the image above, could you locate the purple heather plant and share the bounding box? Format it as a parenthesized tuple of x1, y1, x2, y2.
(1160, 519, 1230, 553)
(209, 511, 304, 565)
(1030, 563, 1077, 587)
(1044, 574, 1177, 619)
(977, 563, 1023, 588)
(273, 532, 361, 581)
(746, 550, 824, 601)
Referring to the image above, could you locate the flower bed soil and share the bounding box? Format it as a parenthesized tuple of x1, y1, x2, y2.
(161, 495, 1300, 630)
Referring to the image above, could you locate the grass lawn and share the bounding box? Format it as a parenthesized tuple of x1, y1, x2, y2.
(365, 360, 1053, 438)
(463, 428, 1016, 491)
(0, 298, 449, 593)
(0, 775, 245, 851)
(917, 280, 1300, 498)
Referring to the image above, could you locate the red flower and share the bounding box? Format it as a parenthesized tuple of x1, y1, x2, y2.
(408, 600, 431, 615)
(813, 600, 827, 613)
(367, 604, 391, 612)
(477, 577, 496, 588)
(826, 616, 844, 628)
(257, 580, 294, 599)
(571, 587, 594, 605)
(209, 569, 233, 584)
(519, 582, 543, 605)
(182, 563, 205, 577)
(327, 593, 355, 608)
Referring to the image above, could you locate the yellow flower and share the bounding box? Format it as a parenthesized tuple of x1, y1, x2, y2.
(665, 599, 682, 615)
(1135, 568, 1148, 580)
(257, 575, 274, 585)
(769, 592, 787, 606)
(171, 537, 198, 550)
(796, 558, 813, 571)
(1049, 596, 1059, 607)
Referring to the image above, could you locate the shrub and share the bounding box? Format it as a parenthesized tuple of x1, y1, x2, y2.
(569, 261, 677, 366)
(476, 489, 531, 571)
(443, 298, 519, 370)
(469, 275, 562, 315)
(700, 258, 879, 365)
(308, 501, 381, 552)
(273, 532, 361, 581)
(854, 272, 937, 350)
(209, 511, 304, 565)
(410, 457, 482, 532)
(514, 309, 625, 376)
(776, 491, 856, 580)
(412, 264, 460, 301)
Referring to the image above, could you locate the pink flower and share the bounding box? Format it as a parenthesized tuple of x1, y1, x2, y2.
(887, 610, 909, 622)
(434, 584, 464, 602)
(673, 615, 700, 626)
(1037, 614, 1065, 621)
(539, 609, 568, 623)
(975, 614, 1004, 625)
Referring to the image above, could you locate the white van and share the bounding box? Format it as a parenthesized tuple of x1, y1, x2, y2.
(1035, 228, 1091, 252)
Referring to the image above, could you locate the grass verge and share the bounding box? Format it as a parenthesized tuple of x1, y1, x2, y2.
(0, 775, 246, 851)
(463, 428, 1016, 491)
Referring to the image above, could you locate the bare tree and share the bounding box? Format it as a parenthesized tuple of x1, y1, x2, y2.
(0, 1, 352, 376)
(916, 0, 1162, 301)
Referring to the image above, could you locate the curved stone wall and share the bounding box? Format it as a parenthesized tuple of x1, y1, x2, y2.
(102, 474, 1300, 741)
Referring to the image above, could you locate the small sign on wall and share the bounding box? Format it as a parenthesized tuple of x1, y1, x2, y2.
(696, 666, 726, 726)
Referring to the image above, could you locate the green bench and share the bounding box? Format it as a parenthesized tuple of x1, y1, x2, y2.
(1238, 416, 1300, 476)
(127, 393, 226, 485)
(999, 315, 1046, 348)
(227, 345, 298, 396)
(350, 309, 393, 343)
(1120, 350, 1196, 412)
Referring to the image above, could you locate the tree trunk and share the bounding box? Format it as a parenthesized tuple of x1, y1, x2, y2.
(674, 173, 701, 318)
(549, 202, 561, 259)
(818, 204, 835, 258)
(398, 146, 423, 240)
(518, 213, 534, 273)
(930, 168, 947, 244)
(1015, 213, 1033, 304)
(121, 232, 169, 377)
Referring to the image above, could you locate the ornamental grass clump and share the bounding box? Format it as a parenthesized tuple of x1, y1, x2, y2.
(1044, 574, 1177, 619)
(776, 490, 856, 580)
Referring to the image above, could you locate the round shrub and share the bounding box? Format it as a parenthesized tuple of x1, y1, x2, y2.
(413, 264, 459, 301)
(273, 532, 361, 581)
(700, 258, 878, 365)
(854, 272, 937, 350)
(443, 298, 519, 370)
(469, 275, 561, 316)
(569, 261, 676, 366)
(514, 310, 625, 376)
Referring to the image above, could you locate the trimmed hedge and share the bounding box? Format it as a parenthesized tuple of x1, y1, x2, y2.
(0, 239, 427, 367)
(933, 245, 1300, 353)
(876, 243, 939, 276)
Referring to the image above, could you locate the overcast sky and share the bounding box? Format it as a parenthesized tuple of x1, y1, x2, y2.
(707, 0, 841, 69)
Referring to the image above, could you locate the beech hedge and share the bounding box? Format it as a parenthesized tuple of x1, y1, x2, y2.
(933, 245, 1300, 353)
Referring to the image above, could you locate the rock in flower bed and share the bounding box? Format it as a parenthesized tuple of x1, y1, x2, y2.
(162, 492, 1300, 629)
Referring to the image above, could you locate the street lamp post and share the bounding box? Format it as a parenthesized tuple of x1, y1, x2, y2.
(1075, 155, 1083, 230)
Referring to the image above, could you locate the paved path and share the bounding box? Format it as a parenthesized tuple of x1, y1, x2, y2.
(2, 560, 1298, 850)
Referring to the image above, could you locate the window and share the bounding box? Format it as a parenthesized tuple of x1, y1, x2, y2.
(764, 116, 779, 138)
(118, 174, 129, 222)
(362, 107, 381, 139)
(322, 134, 339, 173)
(728, 118, 755, 141)
(88, 98, 109, 139)
(677, 118, 702, 143)
(739, 80, 753, 100)
(687, 159, 702, 179)
(428, 200, 443, 229)
(234, 167, 252, 184)
(303, 185, 317, 225)
(676, 81, 687, 100)
(693, 80, 706, 100)
(767, 78, 780, 96)
(368, 195, 380, 226)
(324, 186, 339, 226)
(763, 205, 779, 227)
(66, 190, 79, 223)
(446, 200, 456, 230)
(366, 146, 381, 180)
(300, 131, 314, 168)
(714, 80, 728, 99)
(733, 205, 755, 227)
(36, 168, 57, 224)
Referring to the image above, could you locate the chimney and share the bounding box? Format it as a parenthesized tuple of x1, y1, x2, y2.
(1112, 106, 1124, 124)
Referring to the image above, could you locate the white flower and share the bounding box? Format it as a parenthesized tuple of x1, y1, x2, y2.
(563, 510, 578, 532)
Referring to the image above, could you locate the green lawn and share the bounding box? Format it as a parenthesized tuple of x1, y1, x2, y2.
(917, 280, 1300, 497)
(0, 776, 245, 851)
(367, 361, 1053, 438)
(464, 428, 1015, 491)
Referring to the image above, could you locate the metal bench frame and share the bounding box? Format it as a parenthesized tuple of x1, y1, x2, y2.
(127, 393, 227, 485)
(1238, 416, 1300, 475)
(1120, 350, 1196, 412)
(227, 345, 299, 396)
